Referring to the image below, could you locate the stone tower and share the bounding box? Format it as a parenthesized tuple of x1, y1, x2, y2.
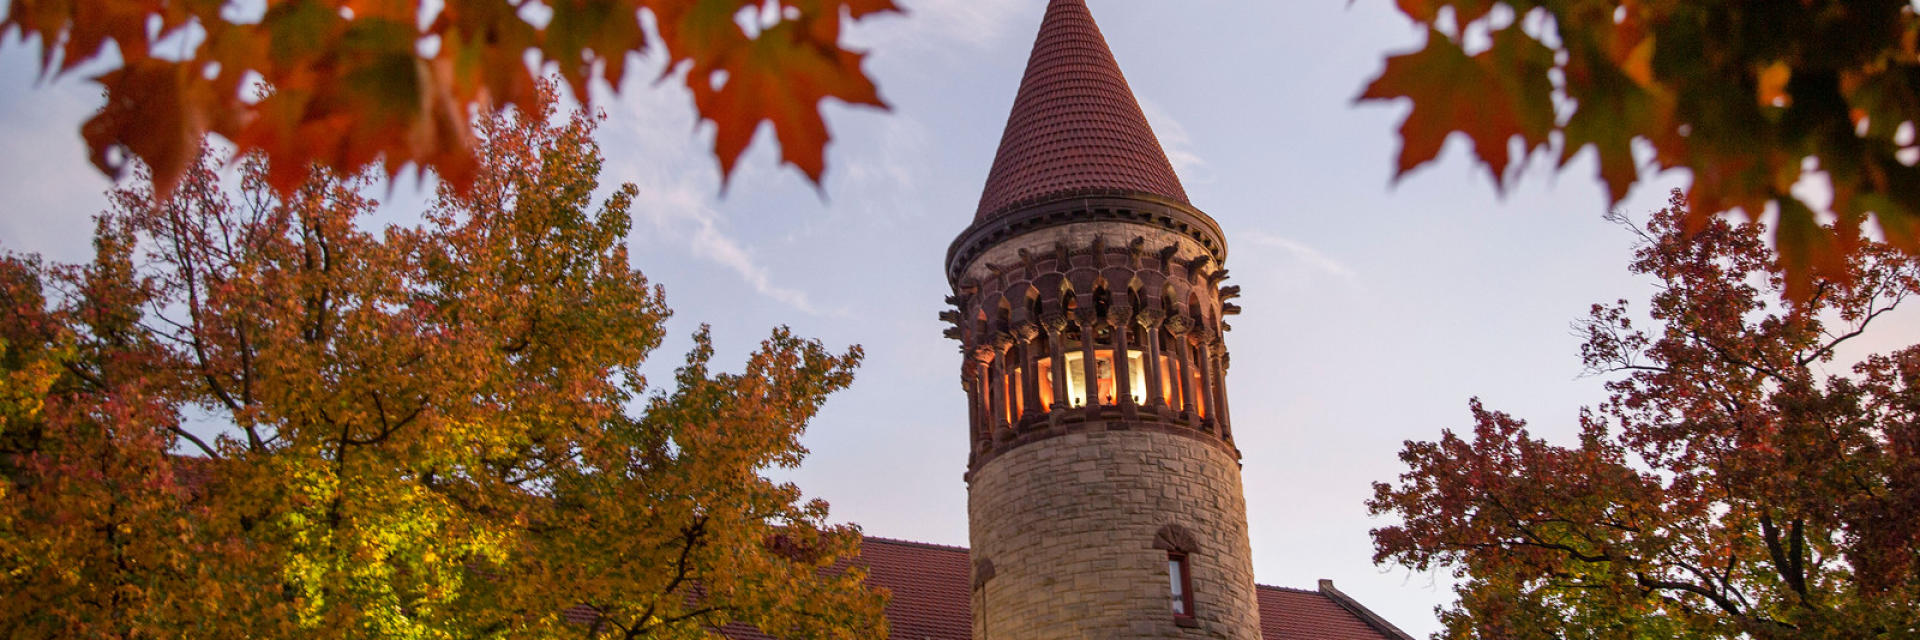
(939, 1, 1256, 638)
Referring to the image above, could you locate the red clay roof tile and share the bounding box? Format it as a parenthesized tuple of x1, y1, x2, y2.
(856, 537, 972, 640)
(1256, 584, 1400, 640)
(974, 0, 1190, 222)
(712, 537, 1402, 640)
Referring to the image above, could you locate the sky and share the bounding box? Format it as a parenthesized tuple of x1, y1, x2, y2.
(4, 1, 1918, 637)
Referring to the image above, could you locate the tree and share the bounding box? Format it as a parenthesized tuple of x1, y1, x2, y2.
(0, 0, 895, 198)
(0, 84, 886, 639)
(1369, 190, 1920, 639)
(1361, 1, 1920, 298)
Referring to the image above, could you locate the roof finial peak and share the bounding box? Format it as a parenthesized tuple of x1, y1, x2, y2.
(972, 0, 1189, 222)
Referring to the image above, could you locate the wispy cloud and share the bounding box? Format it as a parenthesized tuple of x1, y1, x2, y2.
(630, 180, 831, 316)
(594, 71, 835, 317)
(0, 64, 113, 264)
(1239, 230, 1359, 286)
(851, 0, 1027, 53)
(826, 115, 931, 223)
(1139, 98, 1208, 183)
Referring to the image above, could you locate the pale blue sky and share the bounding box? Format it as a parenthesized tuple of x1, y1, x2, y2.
(7, 1, 1913, 636)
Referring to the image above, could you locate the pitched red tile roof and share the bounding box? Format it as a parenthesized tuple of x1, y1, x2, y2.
(561, 536, 1410, 639)
(728, 537, 1412, 640)
(703, 538, 974, 639)
(856, 537, 972, 640)
(973, 0, 1190, 222)
(1257, 583, 1411, 640)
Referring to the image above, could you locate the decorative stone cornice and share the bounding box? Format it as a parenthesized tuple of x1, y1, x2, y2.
(965, 409, 1242, 475)
(946, 191, 1226, 286)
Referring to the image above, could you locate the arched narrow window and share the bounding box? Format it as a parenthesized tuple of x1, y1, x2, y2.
(1168, 552, 1194, 619)
(1153, 524, 1202, 624)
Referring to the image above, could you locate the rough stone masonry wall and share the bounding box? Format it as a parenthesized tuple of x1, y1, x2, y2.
(968, 428, 1259, 640)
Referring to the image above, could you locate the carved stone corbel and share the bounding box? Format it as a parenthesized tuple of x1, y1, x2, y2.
(1190, 322, 1216, 346)
(1164, 314, 1191, 336)
(1040, 312, 1069, 336)
(1074, 305, 1101, 328)
(1134, 306, 1165, 329)
(1013, 320, 1040, 343)
(1185, 255, 1212, 277)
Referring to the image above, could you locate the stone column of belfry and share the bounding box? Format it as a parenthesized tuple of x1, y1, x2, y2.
(1111, 304, 1135, 415)
(1016, 322, 1042, 421)
(1168, 315, 1198, 416)
(1136, 307, 1164, 408)
(1076, 306, 1101, 407)
(1043, 313, 1071, 419)
(972, 347, 996, 449)
(940, 1, 1256, 637)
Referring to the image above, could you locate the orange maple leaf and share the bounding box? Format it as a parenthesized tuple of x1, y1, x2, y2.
(1359, 27, 1555, 190)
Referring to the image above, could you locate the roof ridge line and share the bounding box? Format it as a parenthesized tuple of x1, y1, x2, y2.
(861, 535, 970, 553)
(1317, 579, 1420, 640)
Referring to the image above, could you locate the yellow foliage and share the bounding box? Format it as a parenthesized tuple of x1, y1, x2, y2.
(0, 84, 884, 640)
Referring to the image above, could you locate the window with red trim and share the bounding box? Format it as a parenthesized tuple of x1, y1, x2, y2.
(1168, 552, 1195, 620)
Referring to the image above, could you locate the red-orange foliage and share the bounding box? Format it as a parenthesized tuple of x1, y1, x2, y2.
(1363, 1, 1920, 300)
(1, 0, 895, 197)
(1371, 191, 1920, 638)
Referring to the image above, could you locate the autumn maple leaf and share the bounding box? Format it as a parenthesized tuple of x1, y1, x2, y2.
(1, 0, 899, 198)
(1358, 26, 1555, 190)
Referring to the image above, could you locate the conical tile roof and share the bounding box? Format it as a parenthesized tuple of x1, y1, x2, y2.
(973, 0, 1190, 222)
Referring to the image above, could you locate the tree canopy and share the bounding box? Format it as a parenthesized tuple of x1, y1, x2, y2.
(0, 85, 885, 639)
(1370, 190, 1920, 638)
(0, 0, 896, 198)
(1363, 0, 1920, 299)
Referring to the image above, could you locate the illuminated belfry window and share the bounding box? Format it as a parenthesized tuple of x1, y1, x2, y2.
(1034, 350, 1206, 414)
(1016, 321, 1209, 419)
(1048, 351, 1143, 407)
(943, 236, 1237, 457)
